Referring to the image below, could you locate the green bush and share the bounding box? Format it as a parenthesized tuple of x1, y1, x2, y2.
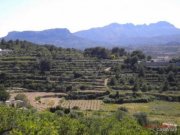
(133, 112, 149, 126)
(0, 88, 9, 102)
(118, 107, 128, 112)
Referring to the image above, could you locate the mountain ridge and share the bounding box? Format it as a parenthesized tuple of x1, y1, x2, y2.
(74, 21, 180, 44)
(4, 28, 100, 49)
(2, 21, 180, 48)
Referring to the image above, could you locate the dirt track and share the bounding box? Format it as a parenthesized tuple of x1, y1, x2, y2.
(10, 92, 67, 110)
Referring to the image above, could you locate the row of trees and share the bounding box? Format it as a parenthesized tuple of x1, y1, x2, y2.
(84, 47, 127, 59)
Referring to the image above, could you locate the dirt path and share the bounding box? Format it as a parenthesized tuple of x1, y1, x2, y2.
(104, 67, 111, 88)
(10, 92, 67, 111)
(104, 78, 109, 87)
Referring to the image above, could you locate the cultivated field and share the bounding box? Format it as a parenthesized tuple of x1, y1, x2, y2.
(10, 92, 103, 111)
(61, 100, 103, 110)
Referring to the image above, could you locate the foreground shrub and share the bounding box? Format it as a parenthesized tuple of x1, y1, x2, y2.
(133, 112, 149, 126)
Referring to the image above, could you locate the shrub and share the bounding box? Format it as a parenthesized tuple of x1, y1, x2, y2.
(132, 83, 140, 92)
(0, 87, 9, 102)
(14, 93, 30, 108)
(109, 77, 117, 86)
(118, 107, 128, 112)
(55, 110, 64, 116)
(141, 84, 148, 92)
(80, 85, 86, 90)
(115, 110, 126, 121)
(64, 108, 71, 114)
(72, 106, 80, 110)
(133, 112, 149, 126)
(162, 81, 169, 91)
(35, 96, 41, 101)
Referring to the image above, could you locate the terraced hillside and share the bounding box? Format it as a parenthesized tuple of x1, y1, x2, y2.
(105, 51, 180, 103)
(0, 40, 123, 99)
(0, 40, 179, 104)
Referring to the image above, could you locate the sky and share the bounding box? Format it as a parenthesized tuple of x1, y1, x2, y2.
(0, 0, 180, 37)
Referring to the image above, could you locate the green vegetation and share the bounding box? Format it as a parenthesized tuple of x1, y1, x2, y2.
(0, 86, 10, 101)
(14, 93, 31, 108)
(103, 101, 180, 125)
(106, 49, 180, 103)
(0, 105, 154, 135)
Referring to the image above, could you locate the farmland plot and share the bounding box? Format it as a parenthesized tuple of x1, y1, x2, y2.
(61, 100, 103, 110)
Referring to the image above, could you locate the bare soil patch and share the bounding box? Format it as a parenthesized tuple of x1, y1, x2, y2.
(10, 92, 67, 110)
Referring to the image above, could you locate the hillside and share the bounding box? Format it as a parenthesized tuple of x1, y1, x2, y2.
(0, 40, 179, 99)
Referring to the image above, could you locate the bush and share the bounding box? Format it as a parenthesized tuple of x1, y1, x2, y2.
(109, 77, 117, 86)
(0, 87, 9, 101)
(55, 110, 64, 116)
(35, 96, 41, 101)
(38, 58, 51, 73)
(115, 110, 126, 121)
(103, 97, 115, 103)
(133, 112, 149, 126)
(72, 106, 80, 110)
(118, 107, 128, 112)
(64, 108, 71, 114)
(73, 72, 83, 78)
(66, 86, 73, 91)
(14, 93, 30, 108)
(141, 84, 148, 92)
(68, 111, 84, 118)
(162, 81, 169, 91)
(132, 83, 140, 92)
(80, 85, 87, 90)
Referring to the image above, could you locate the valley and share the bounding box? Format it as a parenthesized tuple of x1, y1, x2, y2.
(0, 40, 179, 134)
(1, 0, 180, 134)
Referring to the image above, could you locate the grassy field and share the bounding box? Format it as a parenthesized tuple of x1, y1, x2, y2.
(102, 100, 180, 125)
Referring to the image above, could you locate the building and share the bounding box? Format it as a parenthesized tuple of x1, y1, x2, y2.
(5, 99, 24, 107)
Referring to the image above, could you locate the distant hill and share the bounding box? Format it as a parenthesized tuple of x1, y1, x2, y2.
(74, 21, 180, 46)
(2, 21, 180, 48)
(3, 28, 100, 49)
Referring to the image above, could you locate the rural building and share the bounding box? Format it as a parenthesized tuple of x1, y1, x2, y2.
(0, 48, 12, 55)
(5, 99, 24, 107)
(144, 62, 170, 68)
(144, 61, 180, 68)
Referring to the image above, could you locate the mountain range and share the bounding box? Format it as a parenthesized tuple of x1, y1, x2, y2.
(3, 28, 99, 49)
(2, 21, 180, 49)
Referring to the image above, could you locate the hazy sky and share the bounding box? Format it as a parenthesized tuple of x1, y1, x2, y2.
(0, 0, 180, 37)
